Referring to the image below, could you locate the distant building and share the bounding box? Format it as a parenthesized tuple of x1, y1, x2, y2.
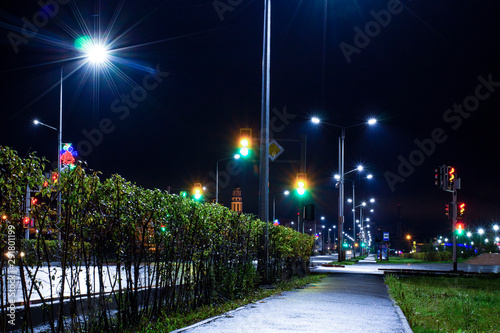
(231, 186, 243, 212)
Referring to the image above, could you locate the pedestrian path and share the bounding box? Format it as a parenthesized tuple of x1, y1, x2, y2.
(357, 253, 378, 264)
(175, 274, 412, 333)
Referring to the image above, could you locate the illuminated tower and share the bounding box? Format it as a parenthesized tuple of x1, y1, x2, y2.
(231, 186, 243, 212)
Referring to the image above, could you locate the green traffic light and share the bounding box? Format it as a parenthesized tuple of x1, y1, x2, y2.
(296, 188, 306, 196)
(239, 147, 250, 157)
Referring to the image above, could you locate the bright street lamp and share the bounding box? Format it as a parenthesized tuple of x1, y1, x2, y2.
(272, 190, 290, 226)
(215, 155, 240, 204)
(311, 116, 377, 261)
(75, 36, 110, 66)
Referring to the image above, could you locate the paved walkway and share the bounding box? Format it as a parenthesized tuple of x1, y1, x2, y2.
(175, 256, 412, 333)
(175, 254, 500, 332)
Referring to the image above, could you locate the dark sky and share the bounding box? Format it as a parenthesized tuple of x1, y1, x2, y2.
(1, 0, 500, 242)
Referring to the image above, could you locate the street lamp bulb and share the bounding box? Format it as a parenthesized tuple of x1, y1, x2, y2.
(334, 174, 340, 180)
(33, 119, 39, 125)
(284, 190, 290, 195)
(478, 228, 485, 235)
(357, 165, 364, 171)
(362, 202, 366, 206)
(370, 198, 375, 203)
(493, 225, 499, 231)
(321, 216, 325, 220)
(311, 117, 320, 124)
(366, 174, 373, 179)
(85, 43, 109, 64)
(347, 198, 352, 203)
(234, 154, 241, 159)
(367, 118, 377, 126)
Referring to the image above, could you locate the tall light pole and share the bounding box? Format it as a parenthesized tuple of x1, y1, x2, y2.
(272, 190, 289, 223)
(313, 117, 377, 261)
(216, 154, 240, 203)
(258, 0, 272, 282)
(34, 37, 110, 241)
(259, 0, 271, 223)
(345, 166, 371, 257)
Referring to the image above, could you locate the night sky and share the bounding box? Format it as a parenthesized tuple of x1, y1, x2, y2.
(1, 0, 500, 242)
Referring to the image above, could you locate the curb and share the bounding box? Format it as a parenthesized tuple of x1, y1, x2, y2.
(385, 284, 413, 333)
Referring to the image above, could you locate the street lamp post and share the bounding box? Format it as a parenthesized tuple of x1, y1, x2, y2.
(272, 190, 290, 223)
(311, 117, 377, 261)
(216, 155, 240, 204)
(33, 118, 61, 239)
(349, 198, 374, 256)
(346, 169, 372, 257)
(33, 38, 110, 241)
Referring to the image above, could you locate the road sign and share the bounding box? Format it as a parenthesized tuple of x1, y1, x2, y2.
(269, 139, 284, 161)
(383, 232, 389, 241)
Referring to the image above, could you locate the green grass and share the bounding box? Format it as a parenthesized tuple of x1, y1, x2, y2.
(376, 257, 428, 264)
(130, 273, 327, 333)
(385, 274, 500, 333)
(376, 256, 468, 264)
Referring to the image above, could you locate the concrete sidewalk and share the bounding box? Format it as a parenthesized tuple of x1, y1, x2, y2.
(357, 253, 378, 264)
(174, 273, 412, 333)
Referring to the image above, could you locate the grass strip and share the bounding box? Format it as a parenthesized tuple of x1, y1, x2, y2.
(385, 274, 500, 333)
(132, 273, 327, 333)
(376, 256, 468, 264)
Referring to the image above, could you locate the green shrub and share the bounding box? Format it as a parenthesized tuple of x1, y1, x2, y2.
(0, 146, 315, 332)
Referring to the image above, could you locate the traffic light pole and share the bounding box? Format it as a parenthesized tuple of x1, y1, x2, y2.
(452, 184, 458, 272)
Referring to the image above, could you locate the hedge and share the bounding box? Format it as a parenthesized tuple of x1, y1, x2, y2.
(0, 146, 314, 332)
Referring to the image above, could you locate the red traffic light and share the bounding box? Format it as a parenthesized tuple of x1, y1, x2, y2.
(23, 216, 31, 228)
